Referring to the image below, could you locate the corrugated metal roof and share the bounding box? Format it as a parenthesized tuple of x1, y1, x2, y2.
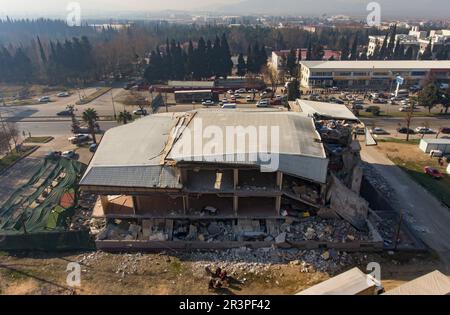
(168, 111, 329, 183)
(297, 99, 359, 121)
(81, 110, 330, 187)
(80, 165, 181, 189)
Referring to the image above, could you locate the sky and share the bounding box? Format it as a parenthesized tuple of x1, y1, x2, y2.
(0, 0, 449, 18)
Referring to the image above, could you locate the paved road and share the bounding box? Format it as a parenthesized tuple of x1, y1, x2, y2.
(361, 145, 450, 271)
(16, 121, 118, 137)
(0, 87, 123, 119)
(361, 116, 450, 134)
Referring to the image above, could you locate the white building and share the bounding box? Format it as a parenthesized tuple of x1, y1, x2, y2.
(299, 60, 450, 89)
(367, 26, 450, 59)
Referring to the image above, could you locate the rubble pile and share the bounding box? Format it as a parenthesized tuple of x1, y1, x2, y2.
(362, 163, 397, 203)
(78, 251, 106, 266)
(316, 120, 353, 146)
(69, 192, 98, 231)
(280, 217, 370, 242)
(173, 221, 235, 242)
(187, 247, 360, 275)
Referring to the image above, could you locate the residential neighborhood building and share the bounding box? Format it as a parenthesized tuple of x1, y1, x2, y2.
(271, 49, 341, 72)
(367, 26, 450, 59)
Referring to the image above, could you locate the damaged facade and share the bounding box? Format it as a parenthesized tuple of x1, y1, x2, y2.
(80, 107, 381, 250)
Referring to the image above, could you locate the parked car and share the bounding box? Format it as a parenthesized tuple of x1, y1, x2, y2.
(45, 151, 61, 159)
(236, 88, 246, 94)
(370, 127, 389, 135)
(68, 134, 90, 144)
(439, 83, 449, 90)
(57, 110, 73, 116)
(62, 151, 76, 159)
(399, 106, 420, 112)
(221, 103, 236, 109)
(248, 89, 258, 94)
(397, 127, 415, 134)
(365, 106, 381, 113)
(440, 127, 450, 134)
(38, 96, 50, 103)
(89, 143, 98, 153)
(424, 166, 443, 179)
(352, 104, 364, 110)
(57, 92, 70, 97)
(246, 95, 253, 102)
(227, 90, 234, 94)
(409, 85, 422, 92)
(201, 100, 215, 106)
(257, 99, 269, 107)
(430, 150, 443, 158)
(415, 127, 435, 134)
(373, 98, 387, 104)
(133, 109, 147, 115)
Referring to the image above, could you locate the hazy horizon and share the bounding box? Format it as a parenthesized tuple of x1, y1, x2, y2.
(0, 0, 449, 19)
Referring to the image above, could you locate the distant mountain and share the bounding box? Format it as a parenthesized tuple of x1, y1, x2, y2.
(215, 0, 450, 18)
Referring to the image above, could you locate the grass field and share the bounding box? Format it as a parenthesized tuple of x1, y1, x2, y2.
(378, 138, 421, 145)
(76, 87, 112, 105)
(24, 136, 54, 143)
(390, 156, 450, 207)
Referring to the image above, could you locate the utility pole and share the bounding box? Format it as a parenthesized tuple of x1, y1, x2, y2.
(394, 209, 403, 251)
(111, 91, 117, 120)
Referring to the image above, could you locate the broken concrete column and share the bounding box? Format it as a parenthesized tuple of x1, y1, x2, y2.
(329, 174, 369, 231)
(100, 196, 110, 213)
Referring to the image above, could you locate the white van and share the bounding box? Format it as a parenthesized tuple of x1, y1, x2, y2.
(221, 103, 236, 109)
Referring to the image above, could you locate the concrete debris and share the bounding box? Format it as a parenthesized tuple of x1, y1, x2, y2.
(69, 192, 98, 231)
(98, 216, 371, 244)
(362, 163, 398, 204)
(275, 232, 286, 244)
(187, 247, 362, 275)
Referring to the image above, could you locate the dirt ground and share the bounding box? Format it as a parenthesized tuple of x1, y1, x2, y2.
(376, 141, 443, 167)
(0, 249, 447, 295)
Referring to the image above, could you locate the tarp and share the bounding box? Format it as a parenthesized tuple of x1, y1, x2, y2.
(0, 158, 86, 235)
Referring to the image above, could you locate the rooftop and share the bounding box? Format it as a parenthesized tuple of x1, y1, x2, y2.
(80, 110, 330, 188)
(300, 60, 450, 70)
(296, 99, 359, 121)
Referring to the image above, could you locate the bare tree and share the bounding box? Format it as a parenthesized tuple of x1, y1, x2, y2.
(261, 64, 279, 98)
(6, 122, 20, 151)
(405, 96, 416, 142)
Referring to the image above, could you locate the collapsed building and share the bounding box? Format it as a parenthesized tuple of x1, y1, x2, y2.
(79, 106, 382, 250)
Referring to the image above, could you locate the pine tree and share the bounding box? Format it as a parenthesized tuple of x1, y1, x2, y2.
(246, 44, 254, 73)
(220, 33, 233, 77)
(286, 49, 297, 76)
(306, 38, 313, 61)
(236, 53, 246, 76)
(349, 32, 359, 60)
(339, 36, 349, 61)
(387, 24, 397, 59)
(404, 46, 414, 60)
(378, 32, 389, 60)
(420, 39, 433, 60)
